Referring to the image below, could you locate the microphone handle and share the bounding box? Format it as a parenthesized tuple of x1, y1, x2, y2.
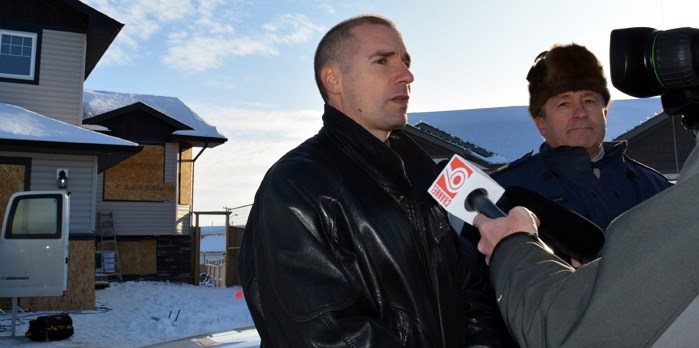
(467, 190, 506, 218)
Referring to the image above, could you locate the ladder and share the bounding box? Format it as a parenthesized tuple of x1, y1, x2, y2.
(95, 211, 123, 285)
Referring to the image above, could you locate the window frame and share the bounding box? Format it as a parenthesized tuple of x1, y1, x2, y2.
(0, 28, 40, 83)
(4, 194, 64, 240)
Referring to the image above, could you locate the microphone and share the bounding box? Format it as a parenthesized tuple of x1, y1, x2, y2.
(428, 155, 505, 225)
(429, 155, 605, 261)
(466, 189, 505, 219)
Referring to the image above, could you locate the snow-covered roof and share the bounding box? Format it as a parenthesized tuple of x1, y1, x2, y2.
(409, 97, 663, 163)
(0, 102, 137, 147)
(83, 89, 226, 141)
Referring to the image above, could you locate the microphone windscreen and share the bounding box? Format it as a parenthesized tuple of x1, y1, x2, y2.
(504, 186, 605, 261)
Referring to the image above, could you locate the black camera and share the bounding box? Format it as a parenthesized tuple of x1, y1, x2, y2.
(610, 27, 699, 132)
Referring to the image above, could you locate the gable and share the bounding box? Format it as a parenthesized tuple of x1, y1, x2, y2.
(83, 102, 192, 144)
(83, 90, 228, 148)
(0, 0, 123, 79)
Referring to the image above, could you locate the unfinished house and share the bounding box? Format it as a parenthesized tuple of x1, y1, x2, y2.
(1, 0, 226, 310)
(82, 90, 227, 285)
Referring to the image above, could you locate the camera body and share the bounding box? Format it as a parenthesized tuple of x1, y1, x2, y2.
(610, 27, 699, 132)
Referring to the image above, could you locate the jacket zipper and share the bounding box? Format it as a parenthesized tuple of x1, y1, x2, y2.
(406, 195, 446, 347)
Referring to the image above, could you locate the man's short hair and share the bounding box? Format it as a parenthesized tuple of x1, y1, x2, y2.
(314, 15, 397, 102)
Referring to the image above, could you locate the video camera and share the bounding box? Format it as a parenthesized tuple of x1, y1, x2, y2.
(610, 27, 699, 133)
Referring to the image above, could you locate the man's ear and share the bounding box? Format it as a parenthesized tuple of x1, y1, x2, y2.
(321, 66, 341, 96)
(534, 116, 546, 136)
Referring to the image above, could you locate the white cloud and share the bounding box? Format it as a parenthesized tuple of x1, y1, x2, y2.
(262, 14, 326, 45)
(162, 13, 324, 72)
(186, 102, 323, 210)
(84, 0, 324, 73)
(191, 0, 236, 35)
(83, 0, 193, 65)
(190, 102, 322, 142)
(163, 36, 279, 72)
(319, 3, 336, 15)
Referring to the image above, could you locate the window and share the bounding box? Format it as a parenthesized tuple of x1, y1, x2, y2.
(5, 194, 63, 239)
(103, 145, 176, 202)
(0, 29, 38, 81)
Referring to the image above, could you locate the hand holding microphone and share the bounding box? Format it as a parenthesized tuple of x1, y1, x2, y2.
(472, 206, 541, 265)
(429, 155, 604, 263)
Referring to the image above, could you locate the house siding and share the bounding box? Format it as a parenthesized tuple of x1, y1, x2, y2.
(95, 143, 187, 236)
(177, 204, 192, 234)
(0, 29, 84, 125)
(0, 151, 97, 234)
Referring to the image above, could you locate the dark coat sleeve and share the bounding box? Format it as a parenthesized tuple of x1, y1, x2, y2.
(454, 235, 516, 347)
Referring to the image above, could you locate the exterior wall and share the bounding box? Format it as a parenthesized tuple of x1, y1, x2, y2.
(156, 235, 192, 283)
(0, 151, 98, 234)
(177, 204, 191, 234)
(23, 239, 95, 310)
(112, 236, 192, 283)
(0, 29, 85, 125)
(93, 142, 196, 283)
(0, 151, 98, 310)
(179, 146, 193, 205)
(118, 239, 157, 275)
(96, 143, 184, 236)
(94, 198, 175, 235)
(177, 147, 193, 233)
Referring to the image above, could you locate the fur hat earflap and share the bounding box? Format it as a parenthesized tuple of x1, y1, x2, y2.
(527, 43, 610, 118)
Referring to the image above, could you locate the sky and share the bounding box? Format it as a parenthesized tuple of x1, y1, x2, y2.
(80, 0, 699, 226)
(2, 281, 256, 347)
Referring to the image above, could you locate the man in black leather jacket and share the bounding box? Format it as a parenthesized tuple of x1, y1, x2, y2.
(238, 14, 509, 347)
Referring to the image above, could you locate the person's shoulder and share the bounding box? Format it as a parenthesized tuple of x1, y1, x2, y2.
(264, 134, 351, 190)
(491, 151, 539, 177)
(271, 142, 334, 176)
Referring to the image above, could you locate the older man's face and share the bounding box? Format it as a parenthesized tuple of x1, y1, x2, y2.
(535, 90, 607, 157)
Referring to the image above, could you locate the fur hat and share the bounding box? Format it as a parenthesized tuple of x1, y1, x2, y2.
(527, 43, 610, 118)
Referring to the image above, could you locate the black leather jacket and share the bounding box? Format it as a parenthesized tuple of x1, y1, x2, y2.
(239, 105, 507, 347)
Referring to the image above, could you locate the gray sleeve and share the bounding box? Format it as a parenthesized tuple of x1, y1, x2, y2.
(489, 233, 598, 347)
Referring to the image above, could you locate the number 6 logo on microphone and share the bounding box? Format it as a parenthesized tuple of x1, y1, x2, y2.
(429, 154, 505, 224)
(430, 156, 473, 207)
(444, 156, 473, 193)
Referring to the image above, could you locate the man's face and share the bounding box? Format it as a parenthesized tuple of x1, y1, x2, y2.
(535, 90, 608, 157)
(330, 23, 413, 141)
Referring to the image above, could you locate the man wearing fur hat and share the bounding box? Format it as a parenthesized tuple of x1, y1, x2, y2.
(490, 43, 672, 264)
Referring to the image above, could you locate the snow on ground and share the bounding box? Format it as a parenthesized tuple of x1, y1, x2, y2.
(0, 281, 253, 347)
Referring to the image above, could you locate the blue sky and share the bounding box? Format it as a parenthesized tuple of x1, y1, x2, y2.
(81, 0, 697, 226)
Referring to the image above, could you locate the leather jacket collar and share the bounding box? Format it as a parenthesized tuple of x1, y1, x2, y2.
(322, 104, 416, 191)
